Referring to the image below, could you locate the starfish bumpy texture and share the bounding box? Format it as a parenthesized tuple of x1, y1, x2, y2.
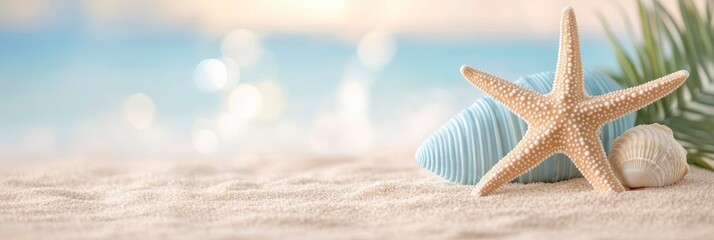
(461, 7, 688, 196)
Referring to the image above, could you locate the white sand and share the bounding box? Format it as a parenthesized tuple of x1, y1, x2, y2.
(1, 150, 713, 239)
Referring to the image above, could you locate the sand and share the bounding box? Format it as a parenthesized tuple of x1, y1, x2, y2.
(1, 150, 713, 239)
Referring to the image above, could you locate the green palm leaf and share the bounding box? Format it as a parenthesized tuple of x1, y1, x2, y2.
(600, 0, 714, 170)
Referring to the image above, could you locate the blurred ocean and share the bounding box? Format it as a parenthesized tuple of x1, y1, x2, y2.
(0, 0, 682, 165)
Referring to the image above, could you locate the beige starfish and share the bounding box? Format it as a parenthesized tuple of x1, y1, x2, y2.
(461, 7, 688, 196)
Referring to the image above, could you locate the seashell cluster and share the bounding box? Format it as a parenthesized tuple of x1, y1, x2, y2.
(415, 70, 635, 184)
(608, 124, 689, 188)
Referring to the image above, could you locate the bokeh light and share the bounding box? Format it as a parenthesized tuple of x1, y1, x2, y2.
(220, 29, 262, 67)
(357, 31, 397, 71)
(215, 112, 242, 139)
(194, 59, 228, 92)
(342, 58, 376, 85)
(309, 67, 375, 154)
(122, 93, 155, 130)
(0, 0, 657, 161)
(227, 84, 264, 120)
(338, 80, 369, 115)
(192, 118, 218, 155)
(219, 57, 241, 92)
(193, 128, 219, 155)
(255, 80, 286, 120)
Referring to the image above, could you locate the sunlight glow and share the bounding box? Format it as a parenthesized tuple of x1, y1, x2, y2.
(228, 84, 264, 120)
(301, 0, 346, 20)
(122, 93, 155, 130)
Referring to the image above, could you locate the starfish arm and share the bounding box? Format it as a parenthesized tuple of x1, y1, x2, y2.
(552, 7, 585, 97)
(461, 65, 547, 123)
(473, 129, 558, 196)
(582, 70, 688, 123)
(564, 131, 625, 193)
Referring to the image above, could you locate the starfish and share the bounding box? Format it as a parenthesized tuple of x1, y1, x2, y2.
(461, 7, 688, 196)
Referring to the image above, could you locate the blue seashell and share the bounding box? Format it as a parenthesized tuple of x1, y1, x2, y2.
(415, 70, 635, 184)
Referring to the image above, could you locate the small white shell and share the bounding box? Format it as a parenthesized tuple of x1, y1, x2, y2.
(608, 124, 689, 188)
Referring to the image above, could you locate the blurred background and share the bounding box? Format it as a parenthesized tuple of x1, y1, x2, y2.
(0, 0, 690, 165)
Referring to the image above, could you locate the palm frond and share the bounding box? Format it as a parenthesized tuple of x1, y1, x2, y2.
(601, 0, 714, 170)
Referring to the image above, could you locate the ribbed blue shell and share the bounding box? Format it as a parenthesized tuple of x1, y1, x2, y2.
(415, 70, 635, 184)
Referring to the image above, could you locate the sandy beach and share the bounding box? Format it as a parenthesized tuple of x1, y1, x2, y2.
(1, 150, 713, 239)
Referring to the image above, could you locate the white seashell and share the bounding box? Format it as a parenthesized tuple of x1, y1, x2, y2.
(608, 124, 689, 188)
